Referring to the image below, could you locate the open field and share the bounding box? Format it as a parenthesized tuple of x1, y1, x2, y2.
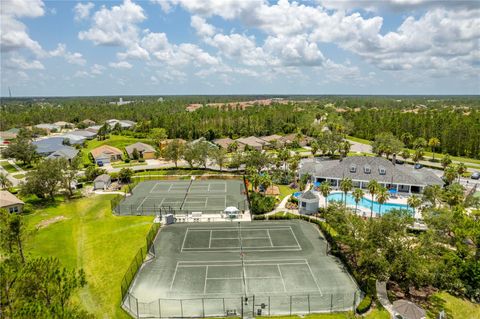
(23, 195, 153, 318)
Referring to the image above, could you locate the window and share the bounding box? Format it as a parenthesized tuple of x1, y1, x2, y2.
(364, 165, 371, 174)
(349, 164, 357, 173)
(379, 166, 386, 175)
(301, 202, 307, 207)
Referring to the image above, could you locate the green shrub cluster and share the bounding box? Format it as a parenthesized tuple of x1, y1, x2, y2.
(356, 295, 372, 314)
(250, 192, 276, 214)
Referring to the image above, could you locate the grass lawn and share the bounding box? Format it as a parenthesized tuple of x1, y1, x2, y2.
(0, 160, 19, 173)
(427, 291, 480, 319)
(133, 168, 234, 176)
(256, 308, 390, 319)
(12, 173, 26, 179)
(277, 184, 296, 199)
(23, 195, 153, 318)
(81, 135, 155, 165)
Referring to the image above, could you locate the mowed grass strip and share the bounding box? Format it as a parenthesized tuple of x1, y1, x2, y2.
(24, 195, 152, 318)
(0, 160, 19, 173)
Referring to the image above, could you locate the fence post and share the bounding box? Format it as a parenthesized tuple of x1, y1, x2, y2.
(252, 295, 255, 314)
(290, 295, 292, 315)
(353, 291, 357, 312)
(330, 293, 333, 312)
(180, 300, 183, 318)
(307, 294, 310, 314)
(158, 299, 162, 318)
(223, 298, 225, 314)
(136, 296, 139, 319)
(268, 296, 270, 316)
(202, 298, 205, 318)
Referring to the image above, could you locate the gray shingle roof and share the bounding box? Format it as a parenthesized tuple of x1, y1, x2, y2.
(312, 156, 443, 186)
(299, 190, 319, 201)
(94, 174, 111, 183)
(33, 137, 68, 155)
(47, 148, 79, 160)
(125, 142, 155, 156)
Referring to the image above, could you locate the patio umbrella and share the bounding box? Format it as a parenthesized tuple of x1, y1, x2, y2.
(393, 300, 426, 319)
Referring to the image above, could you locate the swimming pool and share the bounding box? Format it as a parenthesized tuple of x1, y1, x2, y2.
(327, 192, 412, 215)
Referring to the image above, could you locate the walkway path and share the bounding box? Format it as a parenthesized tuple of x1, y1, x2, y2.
(8, 160, 25, 173)
(376, 281, 395, 318)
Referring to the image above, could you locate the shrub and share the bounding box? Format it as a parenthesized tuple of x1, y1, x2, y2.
(250, 192, 276, 214)
(138, 158, 145, 163)
(356, 295, 372, 314)
(289, 196, 298, 204)
(124, 158, 131, 163)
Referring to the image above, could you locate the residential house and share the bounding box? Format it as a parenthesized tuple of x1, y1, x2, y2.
(106, 119, 136, 129)
(125, 142, 156, 159)
(301, 156, 443, 194)
(47, 148, 79, 161)
(90, 145, 123, 164)
(54, 121, 74, 129)
(213, 138, 239, 151)
(85, 125, 102, 133)
(82, 119, 96, 126)
(33, 137, 77, 156)
(236, 136, 269, 151)
(159, 138, 187, 149)
(94, 174, 112, 190)
(69, 130, 97, 139)
(59, 134, 87, 145)
(282, 134, 313, 147)
(0, 191, 24, 213)
(298, 190, 320, 215)
(0, 131, 17, 149)
(34, 123, 60, 134)
(259, 134, 285, 148)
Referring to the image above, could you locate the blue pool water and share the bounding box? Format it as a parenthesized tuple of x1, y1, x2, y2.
(293, 192, 303, 198)
(327, 192, 412, 215)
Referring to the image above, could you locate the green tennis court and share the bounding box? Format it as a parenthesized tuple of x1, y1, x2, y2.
(123, 220, 361, 318)
(114, 179, 248, 215)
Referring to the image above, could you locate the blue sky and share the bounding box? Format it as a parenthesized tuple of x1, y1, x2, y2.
(1, 0, 479, 96)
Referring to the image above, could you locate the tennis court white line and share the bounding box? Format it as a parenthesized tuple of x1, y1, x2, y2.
(178, 258, 308, 263)
(207, 276, 281, 280)
(177, 262, 308, 267)
(208, 230, 212, 248)
(288, 227, 301, 249)
(203, 266, 208, 294)
(182, 245, 300, 249)
(277, 264, 287, 292)
(185, 226, 295, 231)
(210, 237, 270, 240)
(306, 261, 323, 296)
(182, 248, 303, 253)
(267, 230, 273, 247)
(169, 262, 179, 290)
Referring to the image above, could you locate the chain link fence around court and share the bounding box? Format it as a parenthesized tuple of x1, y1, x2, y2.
(120, 223, 161, 300)
(111, 177, 249, 216)
(123, 291, 362, 318)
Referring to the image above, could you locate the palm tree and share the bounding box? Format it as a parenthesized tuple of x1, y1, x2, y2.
(352, 188, 364, 213)
(400, 149, 410, 161)
(441, 154, 452, 169)
(407, 195, 422, 215)
(367, 180, 379, 218)
(412, 148, 424, 164)
(376, 187, 390, 216)
(401, 132, 413, 148)
(319, 181, 332, 209)
(0, 173, 12, 190)
(443, 164, 458, 185)
(456, 163, 467, 182)
(310, 140, 319, 157)
(339, 178, 353, 206)
(428, 137, 440, 161)
(422, 184, 442, 208)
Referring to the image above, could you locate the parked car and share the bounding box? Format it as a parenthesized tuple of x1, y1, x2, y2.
(471, 172, 480, 180)
(395, 159, 405, 165)
(414, 163, 423, 169)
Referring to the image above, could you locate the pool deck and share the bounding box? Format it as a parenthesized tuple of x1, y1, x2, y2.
(316, 191, 422, 219)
